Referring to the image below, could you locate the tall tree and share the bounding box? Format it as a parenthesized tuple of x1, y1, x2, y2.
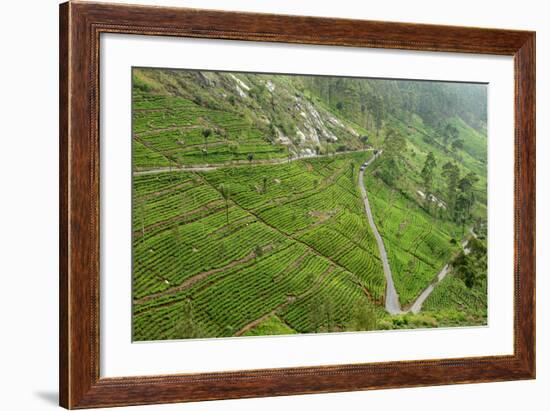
(350, 162, 356, 179)
(421, 152, 437, 213)
(378, 127, 407, 186)
(452, 252, 476, 289)
(218, 183, 231, 224)
(421, 152, 437, 194)
(372, 94, 385, 136)
(455, 192, 470, 236)
(456, 171, 480, 232)
(202, 128, 212, 150)
(442, 161, 460, 220)
(360, 135, 370, 149)
(442, 123, 459, 147)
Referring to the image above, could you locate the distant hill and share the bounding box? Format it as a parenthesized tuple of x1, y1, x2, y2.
(133, 68, 486, 169)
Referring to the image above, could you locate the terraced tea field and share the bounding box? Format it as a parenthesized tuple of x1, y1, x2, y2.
(133, 92, 287, 170)
(132, 151, 392, 340)
(362, 171, 460, 307)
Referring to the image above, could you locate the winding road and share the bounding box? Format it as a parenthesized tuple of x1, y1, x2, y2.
(407, 234, 474, 313)
(358, 151, 402, 314)
(358, 152, 473, 315)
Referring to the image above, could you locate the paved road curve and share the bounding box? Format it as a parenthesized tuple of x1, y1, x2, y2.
(358, 151, 477, 315)
(408, 231, 475, 313)
(408, 265, 449, 314)
(358, 152, 403, 314)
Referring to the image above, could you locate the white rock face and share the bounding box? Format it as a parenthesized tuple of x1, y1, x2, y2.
(229, 74, 250, 91)
(328, 115, 345, 128)
(299, 99, 338, 143)
(346, 125, 360, 137)
(301, 122, 321, 144)
(235, 85, 247, 98)
(220, 72, 366, 151)
(299, 148, 316, 157)
(328, 114, 359, 137)
(416, 190, 447, 209)
(275, 127, 291, 145)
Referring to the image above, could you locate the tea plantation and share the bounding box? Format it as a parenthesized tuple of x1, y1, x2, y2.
(132, 68, 488, 340)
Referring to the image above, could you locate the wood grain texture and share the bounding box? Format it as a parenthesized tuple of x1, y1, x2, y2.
(59, 2, 69, 407)
(514, 33, 536, 374)
(59, 1, 536, 408)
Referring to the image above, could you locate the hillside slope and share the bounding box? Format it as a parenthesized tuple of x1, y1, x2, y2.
(132, 68, 488, 340)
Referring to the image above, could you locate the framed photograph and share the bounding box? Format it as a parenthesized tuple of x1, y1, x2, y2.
(59, 1, 535, 408)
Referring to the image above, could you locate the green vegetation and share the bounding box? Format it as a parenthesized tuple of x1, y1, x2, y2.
(132, 68, 488, 341)
(363, 171, 457, 305)
(419, 239, 488, 326)
(243, 315, 298, 337)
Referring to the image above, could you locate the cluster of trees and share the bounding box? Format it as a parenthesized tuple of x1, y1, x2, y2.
(437, 122, 465, 156)
(442, 162, 480, 235)
(301, 76, 486, 137)
(348, 303, 378, 331)
(420, 151, 437, 210)
(301, 77, 387, 136)
(420, 151, 480, 234)
(376, 128, 407, 186)
(451, 238, 487, 289)
(302, 79, 484, 237)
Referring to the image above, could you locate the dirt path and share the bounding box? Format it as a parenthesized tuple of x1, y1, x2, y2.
(134, 244, 274, 305)
(358, 151, 402, 314)
(134, 148, 375, 176)
(233, 299, 293, 337)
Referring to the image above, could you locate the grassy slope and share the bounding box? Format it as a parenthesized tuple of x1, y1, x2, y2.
(362, 171, 460, 306)
(358, 111, 487, 317)
(243, 315, 298, 336)
(422, 274, 487, 325)
(133, 92, 286, 169)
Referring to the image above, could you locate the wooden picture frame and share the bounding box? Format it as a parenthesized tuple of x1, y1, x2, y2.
(59, 1, 535, 408)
